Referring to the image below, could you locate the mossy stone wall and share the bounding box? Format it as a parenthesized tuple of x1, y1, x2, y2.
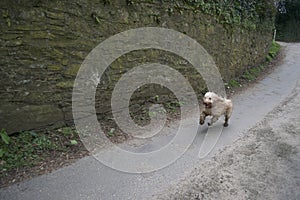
(0, 0, 275, 133)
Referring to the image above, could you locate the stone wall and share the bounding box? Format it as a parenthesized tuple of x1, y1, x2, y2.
(0, 0, 275, 134)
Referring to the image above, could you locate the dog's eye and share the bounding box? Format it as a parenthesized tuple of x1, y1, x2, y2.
(209, 98, 211, 100)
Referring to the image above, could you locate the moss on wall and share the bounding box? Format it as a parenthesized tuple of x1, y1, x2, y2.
(0, 0, 275, 133)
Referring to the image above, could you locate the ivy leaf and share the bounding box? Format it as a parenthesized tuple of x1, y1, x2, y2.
(70, 140, 78, 145)
(108, 128, 115, 136)
(0, 149, 5, 157)
(0, 130, 10, 145)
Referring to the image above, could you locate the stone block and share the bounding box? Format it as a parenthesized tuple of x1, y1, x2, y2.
(0, 104, 65, 134)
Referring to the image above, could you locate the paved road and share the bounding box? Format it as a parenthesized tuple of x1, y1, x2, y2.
(156, 44, 300, 200)
(1, 43, 300, 200)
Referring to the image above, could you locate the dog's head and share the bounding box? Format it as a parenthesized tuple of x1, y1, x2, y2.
(203, 92, 218, 109)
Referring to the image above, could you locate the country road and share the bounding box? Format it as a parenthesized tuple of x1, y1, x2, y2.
(155, 43, 300, 199)
(0, 42, 299, 200)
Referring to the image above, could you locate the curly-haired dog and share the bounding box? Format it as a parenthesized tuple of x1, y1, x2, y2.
(200, 92, 233, 127)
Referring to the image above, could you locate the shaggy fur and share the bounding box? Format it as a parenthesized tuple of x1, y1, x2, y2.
(200, 92, 233, 127)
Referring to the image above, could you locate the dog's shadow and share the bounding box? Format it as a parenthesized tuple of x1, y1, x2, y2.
(197, 125, 209, 135)
(197, 119, 229, 136)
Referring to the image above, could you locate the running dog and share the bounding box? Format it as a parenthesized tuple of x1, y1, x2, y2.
(200, 92, 233, 127)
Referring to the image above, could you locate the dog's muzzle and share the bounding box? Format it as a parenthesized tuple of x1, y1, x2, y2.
(203, 102, 212, 109)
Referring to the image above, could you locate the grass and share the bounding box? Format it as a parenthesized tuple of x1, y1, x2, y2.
(0, 127, 81, 177)
(165, 101, 181, 112)
(0, 129, 58, 173)
(268, 41, 281, 59)
(226, 79, 241, 88)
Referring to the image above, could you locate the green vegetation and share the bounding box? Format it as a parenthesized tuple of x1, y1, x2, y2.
(226, 41, 281, 88)
(0, 127, 80, 176)
(268, 41, 281, 59)
(2, 10, 11, 27)
(245, 41, 280, 81)
(0, 130, 57, 173)
(107, 128, 116, 137)
(183, 0, 276, 29)
(266, 41, 280, 62)
(123, 0, 275, 29)
(276, 0, 300, 42)
(226, 79, 241, 88)
(243, 70, 256, 81)
(60, 127, 74, 137)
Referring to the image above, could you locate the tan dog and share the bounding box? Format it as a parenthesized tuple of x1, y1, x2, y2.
(200, 92, 233, 127)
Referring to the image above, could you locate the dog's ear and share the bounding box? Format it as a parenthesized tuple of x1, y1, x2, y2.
(201, 88, 208, 96)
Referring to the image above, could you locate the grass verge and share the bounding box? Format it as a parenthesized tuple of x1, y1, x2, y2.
(0, 128, 88, 187)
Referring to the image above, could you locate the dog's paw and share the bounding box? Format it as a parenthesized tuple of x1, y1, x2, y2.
(223, 122, 228, 127)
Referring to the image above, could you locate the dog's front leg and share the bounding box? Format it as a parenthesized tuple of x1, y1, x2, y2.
(200, 112, 207, 125)
(224, 115, 229, 127)
(208, 116, 219, 126)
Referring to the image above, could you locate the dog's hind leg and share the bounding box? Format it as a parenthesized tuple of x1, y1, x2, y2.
(224, 115, 229, 127)
(224, 106, 233, 127)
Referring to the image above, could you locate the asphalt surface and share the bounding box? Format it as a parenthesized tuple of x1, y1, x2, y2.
(0, 42, 300, 200)
(155, 44, 300, 200)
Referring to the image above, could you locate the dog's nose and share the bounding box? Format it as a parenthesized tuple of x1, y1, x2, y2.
(204, 102, 212, 108)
